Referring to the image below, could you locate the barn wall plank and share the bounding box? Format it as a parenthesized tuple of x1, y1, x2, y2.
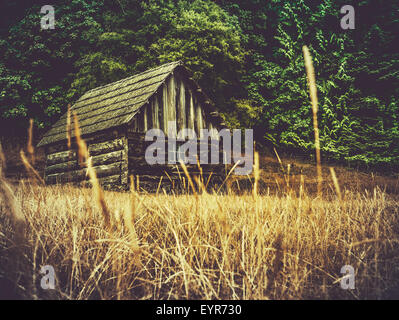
(188, 90, 195, 132)
(45, 135, 127, 189)
(46, 150, 76, 166)
(91, 150, 123, 166)
(45, 169, 85, 185)
(45, 160, 78, 175)
(88, 138, 124, 156)
(146, 102, 152, 130)
(162, 78, 169, 133)
(45, 129, 122, 154)
(121, 135, 129, 187)
(143, 104, 148, 132)
(137, 108, 144, 132)
(167, 75, 177, 137)
(131, 117, 138, 132)
(177, 77, 186, 134)
(202, 108, 206, 131)
(45, 161, 123, 184)
(46, 137, 124, 166)
(195, 96, 203, 137)
(151, 94, 160, 129)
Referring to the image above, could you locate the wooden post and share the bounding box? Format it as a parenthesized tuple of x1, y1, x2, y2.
(167, 75, 177, 137)
(152, 95, 160, 129)
(143, 105, 148, 132)
(188, 90, 195, 132)
(163, 79, 169, 133)
(195, 97, 203, 138)
(177, 78, 186, 135)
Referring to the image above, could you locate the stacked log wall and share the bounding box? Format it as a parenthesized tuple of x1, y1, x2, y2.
(43, 70, 226, 192)
(126, 70, 227, 192)
(127, 131, 227, 192)
(44, 130, 129, 190)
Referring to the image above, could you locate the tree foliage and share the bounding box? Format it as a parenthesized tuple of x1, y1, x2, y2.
(0, 0, 398, 169)
(220, 0, 399, 168)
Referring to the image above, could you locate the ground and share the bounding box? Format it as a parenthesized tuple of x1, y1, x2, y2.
(1, 135, 399, 299)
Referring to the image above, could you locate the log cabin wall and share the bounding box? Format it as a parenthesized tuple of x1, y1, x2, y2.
(127, 71, 225, 191)
(127, 130, 226, 192)
(44, 129, 129, 190)
(38, 61, 226, 192)
(128, 71, 218, 137)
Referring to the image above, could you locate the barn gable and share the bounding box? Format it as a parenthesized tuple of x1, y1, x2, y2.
(38, 61, 224, 147)
(38, 61, 226, 191)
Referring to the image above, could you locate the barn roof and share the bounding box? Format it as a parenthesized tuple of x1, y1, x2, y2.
(38, 61, 188, 147)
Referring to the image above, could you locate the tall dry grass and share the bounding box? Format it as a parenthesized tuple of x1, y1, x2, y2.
(0, 143, 26, 246)
(1, 48, 399, 300)
(303, 45, 322, 197)
(1, 178, 399, 299)
(1, 117, 399, 299)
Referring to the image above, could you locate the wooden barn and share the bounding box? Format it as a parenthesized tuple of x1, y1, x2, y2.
(37, 61, 227, 191)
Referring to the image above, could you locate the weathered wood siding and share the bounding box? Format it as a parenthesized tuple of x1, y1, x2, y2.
(125, 70, 226, 192)
(127, 131, 226, 192)
(44, 130, 129, 190)
(42, 70, 224, 192)
(130, 71, 218, 138)
(40, 62, 227, 192)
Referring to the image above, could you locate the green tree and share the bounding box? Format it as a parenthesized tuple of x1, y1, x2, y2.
(0, 0, 104, 131)
(221, 0, 399, 168)
(69, 0, 246, 111)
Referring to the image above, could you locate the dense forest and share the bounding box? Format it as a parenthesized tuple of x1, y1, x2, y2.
(0, 0, 398, 170)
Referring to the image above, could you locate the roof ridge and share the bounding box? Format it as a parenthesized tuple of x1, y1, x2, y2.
(37, 60, 223, 148)
(85, 60, 182, 95)
(75, 71, 170, 107)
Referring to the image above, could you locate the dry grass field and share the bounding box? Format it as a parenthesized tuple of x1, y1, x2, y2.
(1, 47, 399, 300)
(1, 164, 399, 299)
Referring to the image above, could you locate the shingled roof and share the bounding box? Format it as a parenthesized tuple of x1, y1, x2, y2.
(38, 61, 184, 147)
